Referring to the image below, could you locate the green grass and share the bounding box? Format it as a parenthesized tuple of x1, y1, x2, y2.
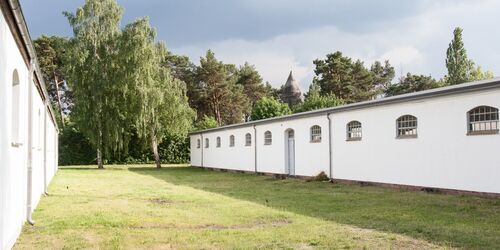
(15, 165, 500, 249)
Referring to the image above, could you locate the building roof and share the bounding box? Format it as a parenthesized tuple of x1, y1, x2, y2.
(190, 77, 500, 135)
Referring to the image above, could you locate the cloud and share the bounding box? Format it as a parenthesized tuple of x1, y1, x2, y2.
(172, 0, 500, 93)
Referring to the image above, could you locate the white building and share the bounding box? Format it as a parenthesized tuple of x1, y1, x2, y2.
(191, 78, 500, 196)
(0, 1, 59, 249)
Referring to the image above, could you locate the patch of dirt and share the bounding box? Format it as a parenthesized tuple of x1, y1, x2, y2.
(149, 198, 174, 205)
(131, 218, 292, 230)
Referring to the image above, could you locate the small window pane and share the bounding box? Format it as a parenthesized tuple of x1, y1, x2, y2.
(264, 131, 272, 145)
(310, 125, 321, 142)
(216, 137, 221, 148)
(347, 121, 362, 140)
(229, 135, 235, 147)
(245, 133, 252, 146)
(468, 106, 499, 135)
(397, 115, 418, 138)
(205, 138, 209, 148)
(196, 139, 200, 148)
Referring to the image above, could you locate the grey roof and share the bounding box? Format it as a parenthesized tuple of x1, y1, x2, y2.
(191, 77, 500, 135)
(284, 71, 301, 94)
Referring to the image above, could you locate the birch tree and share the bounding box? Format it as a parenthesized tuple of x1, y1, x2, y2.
(121, 18, 194, 168)
(64, 0, 128, 169)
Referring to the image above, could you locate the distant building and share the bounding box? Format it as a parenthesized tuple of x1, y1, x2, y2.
(281, 71, 303, 107)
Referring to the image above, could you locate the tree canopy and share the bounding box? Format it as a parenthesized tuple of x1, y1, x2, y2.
(251, 97, 291, 121)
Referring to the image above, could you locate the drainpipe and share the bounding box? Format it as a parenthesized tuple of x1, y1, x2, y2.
(253, 125, 257, 173)
(43, 103, 48, 195)
(327, 113, 333, 181)
(27, 60, 35, 225)
(200, 134, 204, 167)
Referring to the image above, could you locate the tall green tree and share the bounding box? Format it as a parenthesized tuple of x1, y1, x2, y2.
(371, 60, 395, 96)
(195, 50, 249, 125)
(64, 0, 127, 169)
(445, 27, 472, 85)
(34, 35, 71, 126)
(250, 97, 291, 121)
(235, 62, 267, 121)
(313, 51, 377, 103)
(120, 18, 195, 168)
(385, 73, 441, 97)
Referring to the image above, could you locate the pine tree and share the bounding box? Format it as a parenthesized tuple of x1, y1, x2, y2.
(235, 62, 267, 121)
(385, 73, 440, 97)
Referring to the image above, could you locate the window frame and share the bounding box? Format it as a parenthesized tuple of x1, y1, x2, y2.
(11, 69, 21, 147)
(346, 121, 362, 141)
(196, 139, 201, 148)
(467, 106, 499, 135)
(310, 125, 322, 143)
(396, 115, 418, 139)
(264, 131, 272, 145)
(245, 133, 252, 146)
(216, 136, 221, 148)
(229, 135, 235, 147)
(205, 138, 209, 148)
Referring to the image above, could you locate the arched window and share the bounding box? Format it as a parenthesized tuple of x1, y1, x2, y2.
(264, 131, 272, 145)
(196, 139, 201, 148)
(396, 115, 418, 138)
(245, 133, 252, 146)
(468, 106, 499, 135)
(347, 121, 362, 141)
(229, 135, 235, 147)
(216, 137, 221, 148)
(310, 125, 321, 142)
(12, 69, 21, 146)
(205, 138, 209, 148)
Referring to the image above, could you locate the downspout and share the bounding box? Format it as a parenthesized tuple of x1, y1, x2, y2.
(327, 113, 333, 181)
(43, 103, 48, 195)
(200, 134, 204, 167)
(253, 125, 257, 173)
(27, 60, 35, 225)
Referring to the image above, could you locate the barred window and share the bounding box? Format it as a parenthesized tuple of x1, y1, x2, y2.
(229, 135, 235, 147)
(310, 125, 321, 142)
(468, 106, 499, 135)
(245, 133, 252, 146)
(396, 115, 418, 138)
(347, 121, 362, 141)
(264, 131, 272, 145)
(205, 138, 209, 148)
(216, 137, 221, 148)
(196, 139, 200, 148)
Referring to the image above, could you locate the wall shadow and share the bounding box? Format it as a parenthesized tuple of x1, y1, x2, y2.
(129, 166, 500, 249)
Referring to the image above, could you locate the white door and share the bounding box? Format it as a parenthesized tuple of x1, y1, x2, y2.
(287, 130, 295, 175)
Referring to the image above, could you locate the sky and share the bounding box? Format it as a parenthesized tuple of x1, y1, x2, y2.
(21, 0, 500, 92)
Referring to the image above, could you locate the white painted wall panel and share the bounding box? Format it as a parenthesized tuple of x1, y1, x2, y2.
(0, 7, 59, 250)
(331, 89, 500, 194)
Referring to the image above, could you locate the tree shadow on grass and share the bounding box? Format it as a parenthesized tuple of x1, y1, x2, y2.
(129, 166, 500, 249)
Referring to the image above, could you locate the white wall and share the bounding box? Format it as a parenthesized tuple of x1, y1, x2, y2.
(0, 8, 58, 250)
(331, 89, 500, 194)
(190, 88, 500, 194)
(191, 116, 331, 177)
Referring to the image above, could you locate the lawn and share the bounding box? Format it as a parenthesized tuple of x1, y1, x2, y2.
(15, 165, 500, 249)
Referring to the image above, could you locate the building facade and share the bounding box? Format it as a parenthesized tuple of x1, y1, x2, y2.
(0, 1, 59, 249)
(191, 78, 500, 195)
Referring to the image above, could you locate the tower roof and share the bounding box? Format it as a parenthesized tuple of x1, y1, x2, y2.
(284, 71, 301, 94)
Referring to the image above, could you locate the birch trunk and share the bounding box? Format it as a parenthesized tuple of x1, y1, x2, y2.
(151, 129, 161, 169)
